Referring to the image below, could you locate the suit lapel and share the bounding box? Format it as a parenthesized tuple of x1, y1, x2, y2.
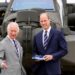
(5, 37, 21, 59)
(40, 31, 44, 49)
(47, 28, 54, 48)
(16, 40, 23, 59)
(5, 37, 17, 52)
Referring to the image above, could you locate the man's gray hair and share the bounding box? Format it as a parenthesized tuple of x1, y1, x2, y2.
(7, 22, 19, 33)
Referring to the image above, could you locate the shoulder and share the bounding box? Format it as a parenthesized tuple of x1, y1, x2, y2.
(0, 37, 8, 48)
(51, 28, 64, 35)
(34, 30, 43, 38)
(0, 37, 7, 45)
(0, 40, 5, 51)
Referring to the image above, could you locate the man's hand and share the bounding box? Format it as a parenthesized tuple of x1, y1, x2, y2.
(43, 55, 53, 61)
(1, 60, 8, 69)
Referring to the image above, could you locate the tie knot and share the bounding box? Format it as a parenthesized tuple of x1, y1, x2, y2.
(45, 31, 47, 33)
(13, 39, 15, 43)
(13, 40, 17, 46)
(44, 31, 47, 36)
(13, 39, 16, 42)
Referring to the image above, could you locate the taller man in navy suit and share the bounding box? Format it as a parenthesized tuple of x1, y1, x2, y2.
(32, 12, 68, 75)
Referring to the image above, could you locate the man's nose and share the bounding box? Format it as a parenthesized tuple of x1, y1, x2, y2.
(12, 32, 15, 34)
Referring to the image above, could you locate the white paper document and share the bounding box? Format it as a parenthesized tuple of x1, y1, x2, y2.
(32, 55, 44, 61)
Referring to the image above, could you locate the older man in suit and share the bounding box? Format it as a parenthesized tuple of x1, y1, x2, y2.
(0, 22, 26, 75)
(32, 12, 68, 75)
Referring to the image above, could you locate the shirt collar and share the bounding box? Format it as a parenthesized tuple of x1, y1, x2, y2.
(7, 35, 15, 41)
(43, 26, 51, 33)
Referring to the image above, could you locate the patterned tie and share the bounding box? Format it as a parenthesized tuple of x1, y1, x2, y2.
(43, 31, 48, 49)
(13, 40, 19, 58)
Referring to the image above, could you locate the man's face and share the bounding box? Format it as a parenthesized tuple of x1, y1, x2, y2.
(40, 14, 50, 30)
(8, 27, 18, 39)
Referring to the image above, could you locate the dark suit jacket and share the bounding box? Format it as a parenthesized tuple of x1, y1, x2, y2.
(32, 28, 68, 75)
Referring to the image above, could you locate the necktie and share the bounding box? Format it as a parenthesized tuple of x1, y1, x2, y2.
(13, 40, 19, 57)
(43, 31, 48, 49)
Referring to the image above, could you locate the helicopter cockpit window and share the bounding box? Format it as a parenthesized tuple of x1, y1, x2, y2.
(11, 0, 55, 11)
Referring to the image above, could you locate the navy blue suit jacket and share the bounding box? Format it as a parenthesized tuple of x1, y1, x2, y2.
(32, 28, 68, 75)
